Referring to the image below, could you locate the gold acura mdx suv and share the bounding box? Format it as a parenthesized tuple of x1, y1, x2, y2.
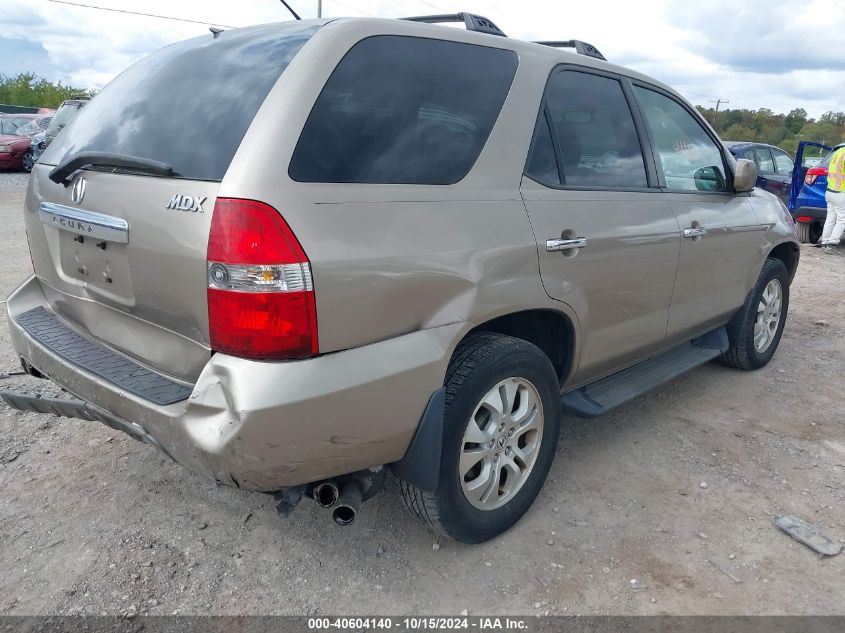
(3, 13, 799, 543)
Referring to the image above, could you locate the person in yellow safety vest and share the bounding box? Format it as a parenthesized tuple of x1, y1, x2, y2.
(821, 145, 845, 255)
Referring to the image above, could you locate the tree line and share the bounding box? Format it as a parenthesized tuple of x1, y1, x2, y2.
(0, 73, 96, 110)
(2, 72, 843, 159)
(696, 106, 845, 158)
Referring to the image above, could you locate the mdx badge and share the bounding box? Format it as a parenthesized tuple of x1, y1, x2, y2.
(166, 194, 207, 212)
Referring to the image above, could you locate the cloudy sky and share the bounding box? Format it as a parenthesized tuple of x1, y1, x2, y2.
(2, 0, 844, 117)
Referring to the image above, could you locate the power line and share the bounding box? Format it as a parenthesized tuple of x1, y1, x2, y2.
(708, 98, 730, 125)
(278, 0, 301, 20)
(45, 0, 237, 28)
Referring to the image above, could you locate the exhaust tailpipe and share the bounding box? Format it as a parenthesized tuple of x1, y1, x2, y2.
(313, 479, 340, 508)
(332, 481, 363, 526)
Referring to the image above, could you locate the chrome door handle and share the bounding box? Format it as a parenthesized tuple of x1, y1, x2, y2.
(546, 237, 587, 252)
(683, 227, 707, 238)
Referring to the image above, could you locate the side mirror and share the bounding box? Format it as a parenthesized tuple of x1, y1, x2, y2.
(693, 165, 727, 192)
(734, 158, 758, 192)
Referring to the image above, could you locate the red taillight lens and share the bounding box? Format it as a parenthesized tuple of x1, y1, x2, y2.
(805, 167, 827, 186)
(207, 198, 317, 360)
(795, 216, 813, 223)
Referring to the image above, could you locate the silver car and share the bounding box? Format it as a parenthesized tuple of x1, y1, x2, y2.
(3, 13, 799, 543)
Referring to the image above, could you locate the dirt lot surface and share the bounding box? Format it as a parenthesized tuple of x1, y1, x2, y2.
(0, 170, 844, 617)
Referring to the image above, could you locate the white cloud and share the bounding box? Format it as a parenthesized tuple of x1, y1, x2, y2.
(1, 0, 843, 117)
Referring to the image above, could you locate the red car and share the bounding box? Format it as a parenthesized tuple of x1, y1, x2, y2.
(0, 116, 36, 171)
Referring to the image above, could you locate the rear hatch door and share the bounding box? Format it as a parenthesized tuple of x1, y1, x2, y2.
(29, 22, 321, 382)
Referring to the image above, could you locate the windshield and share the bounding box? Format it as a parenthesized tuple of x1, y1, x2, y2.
(0, 118, 28, 135)
(16, 121, 41, 136)
(42, 22, 320, 181)
(46, 103, 83, 135)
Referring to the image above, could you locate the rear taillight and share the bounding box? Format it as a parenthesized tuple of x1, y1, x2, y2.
(795, 216, 813, 223)
(805, 167, 827, 186)
(207, 198, 317, 360)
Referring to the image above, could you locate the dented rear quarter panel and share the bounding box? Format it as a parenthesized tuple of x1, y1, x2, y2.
(221, 19, 581, 360)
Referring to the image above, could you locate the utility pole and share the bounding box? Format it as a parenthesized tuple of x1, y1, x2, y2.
(317, 0, 322, 17)
(708, 98, 730, 126)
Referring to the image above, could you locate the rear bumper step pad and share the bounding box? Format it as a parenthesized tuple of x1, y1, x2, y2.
(562, 326, 729, 418)
(15, 307, 192, 406)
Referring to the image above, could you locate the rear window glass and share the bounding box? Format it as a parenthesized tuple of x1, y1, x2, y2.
(41, 23, 320, 181)
(46, 102, 85, 135)
(289, 36, 518, 185)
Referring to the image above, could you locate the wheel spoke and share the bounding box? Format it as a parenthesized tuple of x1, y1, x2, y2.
(510, 385, 534, 423)
(517, 407, 540, 433)
(499, 454, 523, 498)
(479, 462, 502, 505)
(463, 461, 495, 503)
(479, 389, 505, 418)
(460, 446, 491, 477)
(463, 419, 494, 444)
(499, 380, 518, 416)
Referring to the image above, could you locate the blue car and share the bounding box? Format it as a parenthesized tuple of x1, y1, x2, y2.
(725, 141, 795, 205)
(788, 141, 845, 243)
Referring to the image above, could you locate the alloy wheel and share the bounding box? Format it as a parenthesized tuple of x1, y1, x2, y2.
(459, 377, 544, 510)
(753, 278, 782, 353)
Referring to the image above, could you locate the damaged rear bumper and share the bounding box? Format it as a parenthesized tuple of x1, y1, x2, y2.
(0, 390, 172, 457)
(5, 275, 459, 491)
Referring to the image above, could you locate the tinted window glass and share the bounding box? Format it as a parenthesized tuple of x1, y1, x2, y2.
(635, 87, 730, 192)
(753, 147, 775, 173)
(46, 103, 84, 136)
(289, 36, 518, 184)
(772, 148, 793, 174)
(543, 71, 647, 189)
(735, 148, 753, 161)
(42, 23, 320, 181)
(525, 112, 560, 185)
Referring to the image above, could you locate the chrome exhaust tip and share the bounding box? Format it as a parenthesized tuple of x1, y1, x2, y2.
(332, 481, 363, 526)
(313, 479, 340, 508)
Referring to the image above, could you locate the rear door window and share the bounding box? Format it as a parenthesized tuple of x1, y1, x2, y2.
(533, 70, 648, 189)
(41, 23, 320, 181)
(753, 147, 775, 174)
(289, 36, 518, 185)
(772, 149, 793, 174)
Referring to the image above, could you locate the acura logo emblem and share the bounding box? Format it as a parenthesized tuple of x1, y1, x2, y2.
(70, 177, 86, 204)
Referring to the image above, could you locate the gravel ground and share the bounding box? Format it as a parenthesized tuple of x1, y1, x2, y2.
(0, 170, 844, 616)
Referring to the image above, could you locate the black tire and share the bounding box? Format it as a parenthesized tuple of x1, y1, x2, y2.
(720, 258, 789, 370)
(795, 222, 821, 244)
(399, 333, 561, 543)
(21, 149, 35, 173)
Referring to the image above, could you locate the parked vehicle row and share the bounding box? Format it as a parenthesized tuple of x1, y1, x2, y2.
(0, 98, 88, 173)
(0, 114, 50, 172)
(723, 140, 844, 244)
(725, 141, 794, 205)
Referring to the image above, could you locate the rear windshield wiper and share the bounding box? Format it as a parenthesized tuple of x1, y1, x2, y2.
(49, 151, 179, 186)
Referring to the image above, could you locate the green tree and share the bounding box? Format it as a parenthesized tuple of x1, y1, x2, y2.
(695, 103, 845, 156)
(785, 108, 808, 134)
(0, 72, 96, 109)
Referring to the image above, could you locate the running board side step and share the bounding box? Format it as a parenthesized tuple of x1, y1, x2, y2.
(561, 327, 729, 418)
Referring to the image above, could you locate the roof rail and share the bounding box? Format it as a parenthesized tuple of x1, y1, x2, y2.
(402, 13, 506, 37)
(534, 40, 606, 61)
